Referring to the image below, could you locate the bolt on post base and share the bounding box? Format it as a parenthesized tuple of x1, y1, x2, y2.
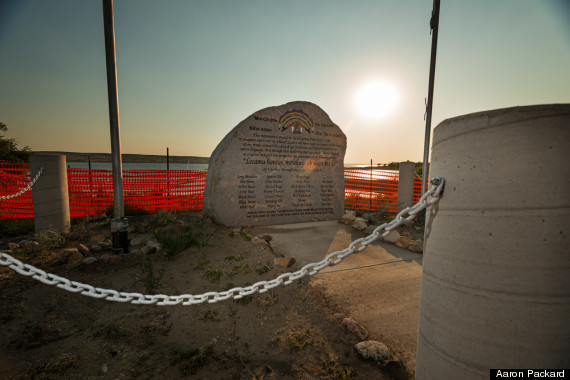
(111, 217, 129, 254)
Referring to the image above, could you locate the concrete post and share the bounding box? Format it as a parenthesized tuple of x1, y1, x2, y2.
(416, 104, 570, 379)
(30, 154, 71, 233)
(397, 161, 415, 212)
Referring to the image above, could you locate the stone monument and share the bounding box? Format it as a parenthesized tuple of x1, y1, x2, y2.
(204, 101, 346, 226)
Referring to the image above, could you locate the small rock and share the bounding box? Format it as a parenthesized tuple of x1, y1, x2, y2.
(260, 234, 272, 242)
(8, 242, 19, 250)
(395, 236, 412, 249)
(342, 213, 357, 221)
(342, 317, 368, 340)
(382, 230, 400, 244)
(365, 225, 377, 234)
(147, 242, 162, 254)
(251, 236, 268, 245)
(108, 254, 123, 265)
(346, 210, 357, 217)
(66, 251, 84, 269)
(101, 364, 108, 374)
(90, 244, 102, 253)
(61, 247, 80, 258)
(83, 256, 98, 265)
(130, 238, 143, 247)
(343, 219, 354, 226)
(408, 239, 424, 253)
(354, 340, 391, 362)
(100, 253, 111, 263)
(97, 241, 111, 249)
(401, 231, 412, 238)
(78, 243, 90, 255)
(352, 218, 368, 231)
(141, 245, 156, 255)
(274, 257, 294, 267)
(18, 239, 31, 246)
(145, 238, 159, 246)
(129, 249, 141, 255)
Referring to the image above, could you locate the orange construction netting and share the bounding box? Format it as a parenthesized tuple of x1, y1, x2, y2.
(344, 168, 402, 213)
(0, 163, 421, 219)
(0, 162, 34, 219)
(67, 168, 207, 218)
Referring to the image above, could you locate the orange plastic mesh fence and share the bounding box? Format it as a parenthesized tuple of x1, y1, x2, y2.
(67, 169, 207, 217)
(344, 168, 399, 212)
(344, 168, 423, 213)
(0, 163, 206, 219)
(0, 162, 34, 219)
(0, 163, 421, 219)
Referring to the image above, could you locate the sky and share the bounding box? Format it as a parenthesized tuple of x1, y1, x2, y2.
(1, 0, 569, 165)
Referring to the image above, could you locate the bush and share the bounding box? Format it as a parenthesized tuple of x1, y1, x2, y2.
(154, 225, 197, 258)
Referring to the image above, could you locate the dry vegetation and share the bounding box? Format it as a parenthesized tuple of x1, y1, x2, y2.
(0, 212, 396, 379)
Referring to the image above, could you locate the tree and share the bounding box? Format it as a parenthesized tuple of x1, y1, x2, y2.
(0, 122, 31, 162)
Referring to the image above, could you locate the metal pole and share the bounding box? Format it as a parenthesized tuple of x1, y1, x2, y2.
(102, 0, 128, 253)
(421, 0, 440, 196)
(167, 147, 170, 170)
(369, 159, 372, 211)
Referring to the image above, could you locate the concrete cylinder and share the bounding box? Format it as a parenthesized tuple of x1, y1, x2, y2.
(397, 161, 416, 212)
(416, 104, 570, 379)
(30, 154, 71, 233)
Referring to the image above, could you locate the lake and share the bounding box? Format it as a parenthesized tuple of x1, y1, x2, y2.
(67, 162, 209, 171)
(67, 162, 371, 171)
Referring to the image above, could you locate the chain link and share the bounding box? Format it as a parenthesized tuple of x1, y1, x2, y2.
(0, 177, 444, 306)
(0, 165, 45, 200)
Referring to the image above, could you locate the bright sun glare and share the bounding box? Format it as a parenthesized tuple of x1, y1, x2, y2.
(354, 81, 398, 120)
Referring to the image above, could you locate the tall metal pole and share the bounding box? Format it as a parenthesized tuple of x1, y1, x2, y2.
(421, 0, 440, 196)
(102, 0, 128, 253)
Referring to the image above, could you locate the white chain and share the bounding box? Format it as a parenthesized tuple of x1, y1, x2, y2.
(0, 165, 45, 200)
(0, 177, 445, 306)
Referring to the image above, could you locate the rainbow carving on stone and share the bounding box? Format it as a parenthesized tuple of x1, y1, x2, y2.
(279, 109, 314, 134)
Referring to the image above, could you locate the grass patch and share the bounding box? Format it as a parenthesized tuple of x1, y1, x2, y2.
(194, 258, 210, 270)
(239, 230, 251, 241)
(15, 228, 65, 255)
(259, 292, 278, 307)
(148, 210, 179, 227)
(288, 329, 313, 350)
(226, 263, 250, 278)
(330, 363, 354, 380)
(204, 269, 223, 283)
(171, 343, 214, 375)
(35, 353, 78, 377)
(154, 225, 197, 258)
(142, 320, 171, 336)
(142, 255, 161, 294)
(224, 255, 242, 262)
(201, 310, 219, 322)
(0, 218, 34, 237)
(255, 265, 270, 275)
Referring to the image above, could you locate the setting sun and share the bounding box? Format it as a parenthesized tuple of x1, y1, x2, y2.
(354, 80, 399, 120)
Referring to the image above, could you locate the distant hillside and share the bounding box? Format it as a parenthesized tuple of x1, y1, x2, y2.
(33, 151, 210, 164)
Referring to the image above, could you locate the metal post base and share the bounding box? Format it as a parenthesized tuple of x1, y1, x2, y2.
(111, 217, 129, 254)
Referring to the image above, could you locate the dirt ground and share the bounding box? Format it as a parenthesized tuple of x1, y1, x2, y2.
(0, 213, 414, 380)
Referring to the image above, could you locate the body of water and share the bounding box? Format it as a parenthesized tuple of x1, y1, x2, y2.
(67, 162, 209, 171)
(67, 162, 391, 171)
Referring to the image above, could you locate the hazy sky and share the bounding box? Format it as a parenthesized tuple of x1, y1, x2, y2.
(1, 0, 569, 164)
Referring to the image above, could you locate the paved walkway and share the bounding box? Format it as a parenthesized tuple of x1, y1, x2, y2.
(256, 220, 423, 377)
